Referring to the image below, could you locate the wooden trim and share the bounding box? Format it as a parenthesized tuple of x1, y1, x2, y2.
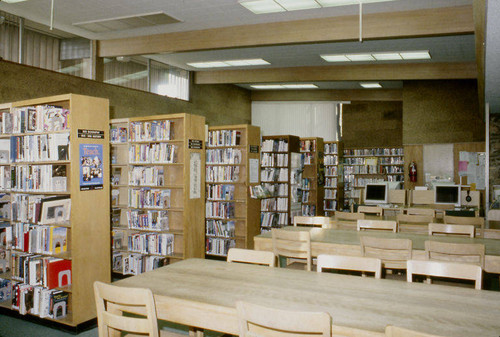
(473, 0, 486, 119)
(195, 62, 477, 84)
(98, 6, 473, 57)
(251, 89, 402, 102)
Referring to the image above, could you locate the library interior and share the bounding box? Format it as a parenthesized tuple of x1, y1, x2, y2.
(1, 0, 500, 336)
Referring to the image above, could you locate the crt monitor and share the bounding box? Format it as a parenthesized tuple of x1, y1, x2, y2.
(364, 183, 388, 205)
(434, 185, 461, 207)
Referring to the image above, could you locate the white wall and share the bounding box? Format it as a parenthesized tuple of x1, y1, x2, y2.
(251, 101, 339, 141)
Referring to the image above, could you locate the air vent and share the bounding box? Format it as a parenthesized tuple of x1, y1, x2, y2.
(73, 12, 181, 33)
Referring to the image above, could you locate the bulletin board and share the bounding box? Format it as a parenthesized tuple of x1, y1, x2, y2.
(458, 151, 486, 190)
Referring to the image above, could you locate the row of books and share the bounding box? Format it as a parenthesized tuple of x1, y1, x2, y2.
(10, 133, 69, 163)
(205, 237, 235, 256)
(324, 155, 338, 165)
(379, 157, 404, 164)
(303, 153, 315, 165)
(325, 189, 337, 199)
(10, 253, 71, 288)
(129, 120, 174, 142)
(129, 166, 164, 186)
(129, 143, 177, 164)
(127, 210, 169, 231)
(206, 184, 235, 201)
(206, 148, 242, 164)
(249, 185, 273, 199)
(382, 165, 404, 174)
(300, 140, 316, 152)
(261, 198, 288, 212)
(301, 205, 316, 216)
(344, 165, 379, 174)
(344, 148, 404, 156)
(262, 183, 288, 197)
(325, 177, 337, 188)
(0, 112, 12, 135)
(128, 188, 171, 209)
(207, 130, 241, 147)
(11, 164, 67, 192)
(110, 126, 128, 143)
(206, 201, 235, 219)
(302, 178, 312, 190)
(112, 229, 126, 250)
(113, 252, 167, 275)
(206, 166, 240, 183)
(344, 177, 384, 187)
(0, 167, 10, 190)
(12, 223, 67, 255)
(260, 212, 287, 228)
(11, 105, 69, 134)
(261, 168, 288, 182)
(261, 153, 288, 167)
(302, 191, 310, 203)
(325, 166, 338, 176)
(261, 139, 288, 153)
(11, 194, 60, 224)
(10, 282, 69, 319)
(324, 200, 337, 211)
(128, 232, 174, 256)
(324, 143, 338, 154)
(205, 220, 235, 238)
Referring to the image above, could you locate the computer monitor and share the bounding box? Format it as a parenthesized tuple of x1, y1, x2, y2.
(364, 183, 388, 205)
(434, 185, 461, 207)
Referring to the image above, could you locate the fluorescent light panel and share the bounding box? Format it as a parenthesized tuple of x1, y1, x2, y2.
(251, 84, 318, 89)
(187, 58, 270, 69)
(345, 53, 375, 61)
(1, 0, 28, 3)
(400, 51, 431, 60)
(239, 0, 285, 14)
(321, 50, 431, 62)
(360, 82, 382, 88)
(276, 0, 320, 11)
(240, 0, 398, 14)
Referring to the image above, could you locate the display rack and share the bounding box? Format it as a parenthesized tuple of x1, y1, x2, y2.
(205, 125, 260, 257)
(110, 113, 206, 275)
(0, 94, 110, 326)
(300, 137, 324, 216)
(260, 135, 301, 231)
(343, 147, 404, 208)
(324, 141, 344, 216)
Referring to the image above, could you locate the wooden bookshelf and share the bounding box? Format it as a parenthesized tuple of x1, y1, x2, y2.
(260, 135, 301, 231)
(110, 114, 206, 274)
(0, 94, 110, 326)
(343, 147, 404, 208)
(205, 125, 260, 257)
(324, 141, 344, 216)
(300, 137, 325, 216)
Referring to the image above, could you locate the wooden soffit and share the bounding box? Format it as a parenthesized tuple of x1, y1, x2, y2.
(251, 89, 402, 101)
(98, 5, 473, 57)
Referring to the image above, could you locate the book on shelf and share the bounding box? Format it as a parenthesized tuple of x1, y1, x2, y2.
(0, 248, 10, 273)
(129, 143, 177, 164)
(206, 148, 242, 164)
(205, 237, 235, 256)
(112, 252, 123, 272)
(123, 253, 167, 275)
(110, 126, 128, 143)
(0, 278, 11, 301)
(207, 184, 235, 201)
(11, 164, 68, 192)
(207, 130, 241, 147)
(127, 232, 174, 256)
(205, 220, 235, 238)
(206, 166, 240, 183)
(12, 284, 68, 319)
(1, 111, 13, 135)
(249, 184, 274, 199)
(127, 210, 169, 231)
(12, 105, 69, 134)
(10, 253, 71, 289)
(0, 138, 10, 164)
(128, 188, 171, 209)
(261, 139, 288, 152)
(129, 120, 173, 142)
(129, 166, 164, 186)
(11, 132, 70, 163)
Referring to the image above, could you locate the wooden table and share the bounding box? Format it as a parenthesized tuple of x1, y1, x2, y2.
(114, 258, 500, 337)
(254, 227, 500, 274)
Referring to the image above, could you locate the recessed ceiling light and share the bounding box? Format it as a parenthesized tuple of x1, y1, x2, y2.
(251, 85, 285, 89)
(1, 0, 28, 3)
(345, 54, 375, 62)
(239, 0, 286, 14)
(400, 51, 431, 60)
(282, 84, 318, 89)
(322, 50, 431, 63)
(275, 0, 320, 11)
(188, 59, 270, 69)
(318, 0, 397, 7)
(360, 82, 382, 88)
(372, 52, 402, 61)
(320, 54, 350, 62)
(251, 84, 318, 89)
(187, 62, 230, 68)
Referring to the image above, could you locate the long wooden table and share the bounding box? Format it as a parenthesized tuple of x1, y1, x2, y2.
(254, 227, 500, 274)
(114, 258, 500, 336)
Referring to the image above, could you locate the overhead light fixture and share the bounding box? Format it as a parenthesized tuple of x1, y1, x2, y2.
(239, 0, 398, 14)
(345, 53, 375, 62)
(400, 51, 431, 60)
(360, 82, 382, 88)
(1, 0, 28, 3)
(372, 52, 402, 61)
(187, 58, 270, 69)
(320, 55, 350, 62)
(251, 84, 318, 89)
(321, 50, 431, 63)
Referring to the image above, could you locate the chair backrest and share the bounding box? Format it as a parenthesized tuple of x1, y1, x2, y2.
(334, 211, 365, 230)
(424, 240, 485, 267)
(407, 260, 482, 290)
(385, 325, 447, 337)
(94, 281, 159, 337)
(396, 214, 435, 224)
(317, 254, 382, 279)
(358, 206, 383, 216)
(360, 236, 412, 269)
(443, 215, 484, 227)
(293, 216, 333, 229)
(227, 248, 275, 267)
(405, 208, 436, 217)
(357, 219, 397, 232)
(272, 229, 312, 271)
(409, 190, 434, 206)
(236, 301, 331, 337)
(428, 223, 475, 238)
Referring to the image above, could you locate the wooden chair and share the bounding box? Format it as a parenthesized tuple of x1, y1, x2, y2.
(428, 223, 475, 238)
(357, 219, 397, 232)
(272, 228, 312, 271)
(443, 215, 484, 237)
(94, 281, 160, 337)
(227, 248, 275, 267)
(385, 325, 446, 337)
(317, 254, 382, 279)
(360, 236, 412, 270)
(424, 240, 485, 267)
(236, 301, 331, 337)
(293, 215, 333, 229)
(396, 214, 434, 234)
(334, 211, 365, 230)
(358, 205, 383, 217)
(405, 208, 436, 217)
(407, 260, 482, 289)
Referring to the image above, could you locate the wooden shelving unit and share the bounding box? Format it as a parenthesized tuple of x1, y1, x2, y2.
(300, 137, 324, 216)
(0, 94, 110, 326)
(343, 147, 404, 208)
(260, 135, 301, 231)
(324, 141, 344, 216)
(110, 114, 206, 274)
(205, 125, 260, 257)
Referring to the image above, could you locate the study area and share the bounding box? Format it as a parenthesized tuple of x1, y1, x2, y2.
(0, 0, 500, 336)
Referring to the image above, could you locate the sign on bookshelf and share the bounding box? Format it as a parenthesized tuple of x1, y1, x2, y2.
(188, 139, 203, 149)
(77, 129, 105, 139)
(79, 143, 104, 191)
(190, 152, 201, 199)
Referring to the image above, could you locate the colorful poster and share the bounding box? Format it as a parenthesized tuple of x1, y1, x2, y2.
(79, 144, 103, 191)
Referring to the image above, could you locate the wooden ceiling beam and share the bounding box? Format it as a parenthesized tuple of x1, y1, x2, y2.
(251, 89, 402, 102)
(194, 62, 477, 84)
(98, 5, 473, 57)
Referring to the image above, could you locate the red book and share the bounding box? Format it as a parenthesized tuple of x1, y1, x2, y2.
(23, 232, 29, 253)
(46, 259, 72, 289)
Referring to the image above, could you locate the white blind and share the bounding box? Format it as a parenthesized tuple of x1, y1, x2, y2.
(150, 61, 190, 101)
(251, 101, 339, 141)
